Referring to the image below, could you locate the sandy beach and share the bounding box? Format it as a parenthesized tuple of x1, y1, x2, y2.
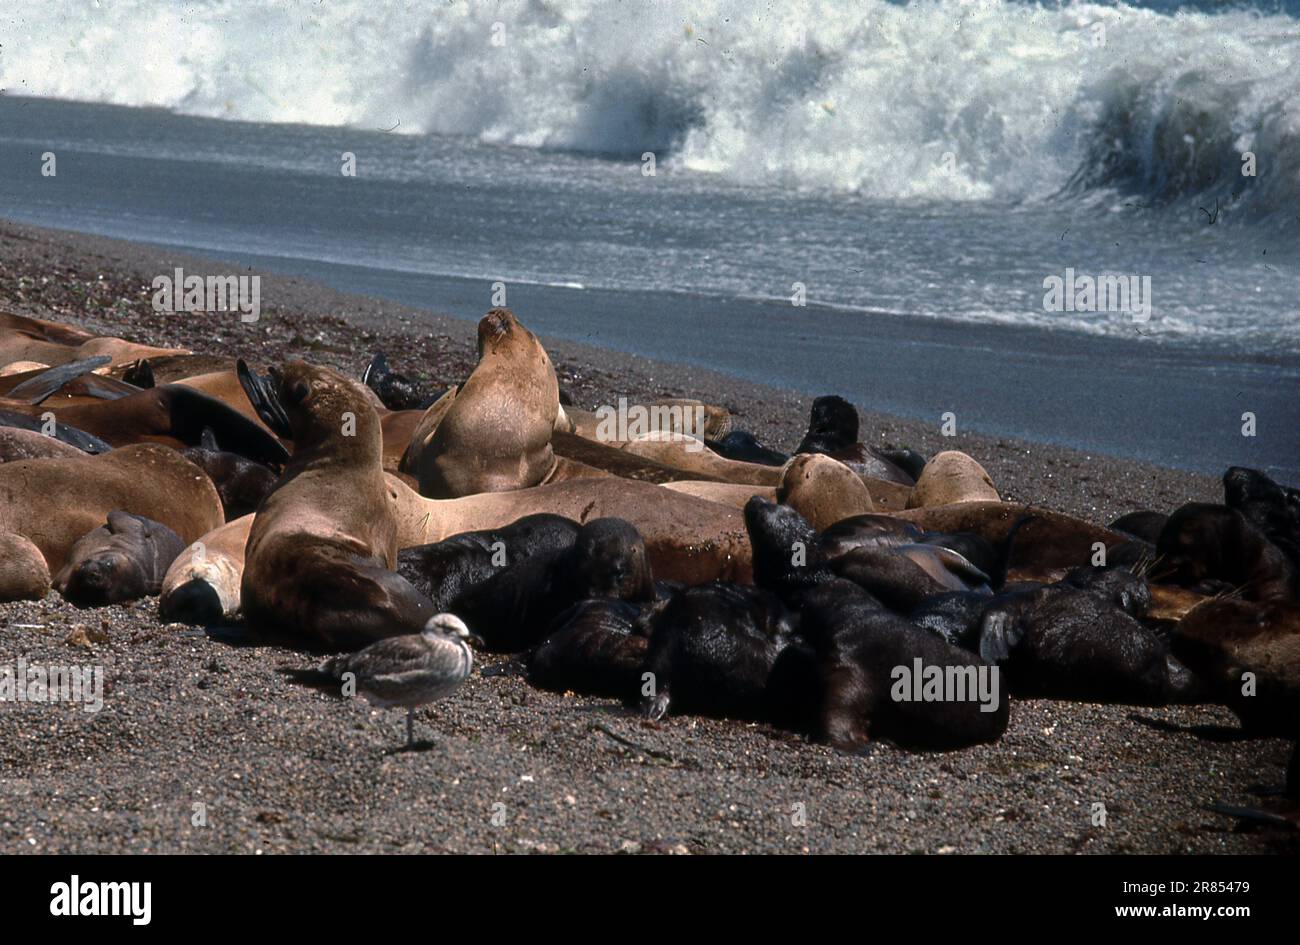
(0, 218, 1292, 855)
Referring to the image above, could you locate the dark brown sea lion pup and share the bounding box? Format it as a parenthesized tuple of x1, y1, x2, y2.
(449, 518, 655, 652)
(794, 395, 924, 485)
(976, 567, 1197, 705)
(639, 580, 816, 731)
(411, 308, 560, 498)
(397, 514, 580, 612)
(743, 497, 1007, 750)
(237, 359, 437, 650)
(1155, 503, 1297, 602)
(529, 599, 651, 699)
(53, 511, 186, 607)
(1223, 466, 1300, 565)
(181, 429, 279, 520)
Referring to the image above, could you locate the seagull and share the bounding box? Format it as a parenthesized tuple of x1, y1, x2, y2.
(320, 613, 475, 749)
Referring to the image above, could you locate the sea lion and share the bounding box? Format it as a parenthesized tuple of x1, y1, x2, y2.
(1155, 503, 1297, 603)
(397, 513, 580, 612)
(1223, 466, 1300, 565)
(159, 514, 253, 625)
(893, 502, 1125, 574)
(551, 430, 724, 484)
(1109, 510, 1169, 544)
(745, 498, 1006, 751)
(180, 430, 279, 521)
(565, 398, 732, 444)
(794, 395, 922, 485)
(906, 451, 999, 508)
(976, 569, 1196, 705)
(661, 481, 776, 508)
(0, 384, 289, 466)
(449, 518, 656, 652)
(412, 309, 559, 498)
(743, 497, 989, 613)
(622, 431, 783, 486)
(0, 337, 185, 372)
(0, 531, 51, 600)
(639, 580, 819, 732)
(53, 511, 186, 607)
(0, 443, 223, 581)
(528, 599, 650, 700)
(109, 354, 243, 385)
(237, 360, 437, 650)
(0, 409, 114, 454)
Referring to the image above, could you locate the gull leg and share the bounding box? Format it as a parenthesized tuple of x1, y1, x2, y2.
(406, 708, 415, 748)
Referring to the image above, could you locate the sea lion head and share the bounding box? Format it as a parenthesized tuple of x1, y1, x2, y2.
(239, 359, 381, 461)
(55, 511, 185, 607)
(795, 395, 859, 455)
(477, 307, 529, 358)
(1156, 503, 1248, 586)
(569, 518, 654, 602)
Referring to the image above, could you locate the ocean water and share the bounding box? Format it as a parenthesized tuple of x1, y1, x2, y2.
(0, 1, 1296, 477)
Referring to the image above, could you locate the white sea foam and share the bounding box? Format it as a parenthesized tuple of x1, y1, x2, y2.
(3, 1, 1296, 217)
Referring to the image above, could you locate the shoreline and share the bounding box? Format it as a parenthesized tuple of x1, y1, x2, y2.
(0, 218, 1227, 522)
(0, 218, 1291, 855)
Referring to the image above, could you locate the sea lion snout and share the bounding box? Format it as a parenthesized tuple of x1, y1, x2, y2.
(477, 307, 516, 350)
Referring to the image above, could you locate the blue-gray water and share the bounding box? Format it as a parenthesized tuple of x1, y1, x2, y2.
(0, 0, 1296, 479)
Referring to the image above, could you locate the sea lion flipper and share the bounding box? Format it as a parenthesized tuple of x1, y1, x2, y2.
(978, 610, 1022, 664)
(121, 358, 156, 390)
(5, 355, 112, 404)
(0, 409, 114, 454)
(236, 359, 293, 440)
(166, 384, 289, 466)
(362, 353, 388, 386)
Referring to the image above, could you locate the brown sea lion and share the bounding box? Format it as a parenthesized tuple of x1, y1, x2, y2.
(0, 327, 188, 369)
(412, 309, 559, 498)
(621, 431, 783, 486)
(894, 501, 1124, 573)
(0, 384, 288, 466)
(237, 360, 437, 649)
(0, 443, 224, 580)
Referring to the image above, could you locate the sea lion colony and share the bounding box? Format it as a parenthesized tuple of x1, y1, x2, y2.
(0, 308, 1296, 822)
